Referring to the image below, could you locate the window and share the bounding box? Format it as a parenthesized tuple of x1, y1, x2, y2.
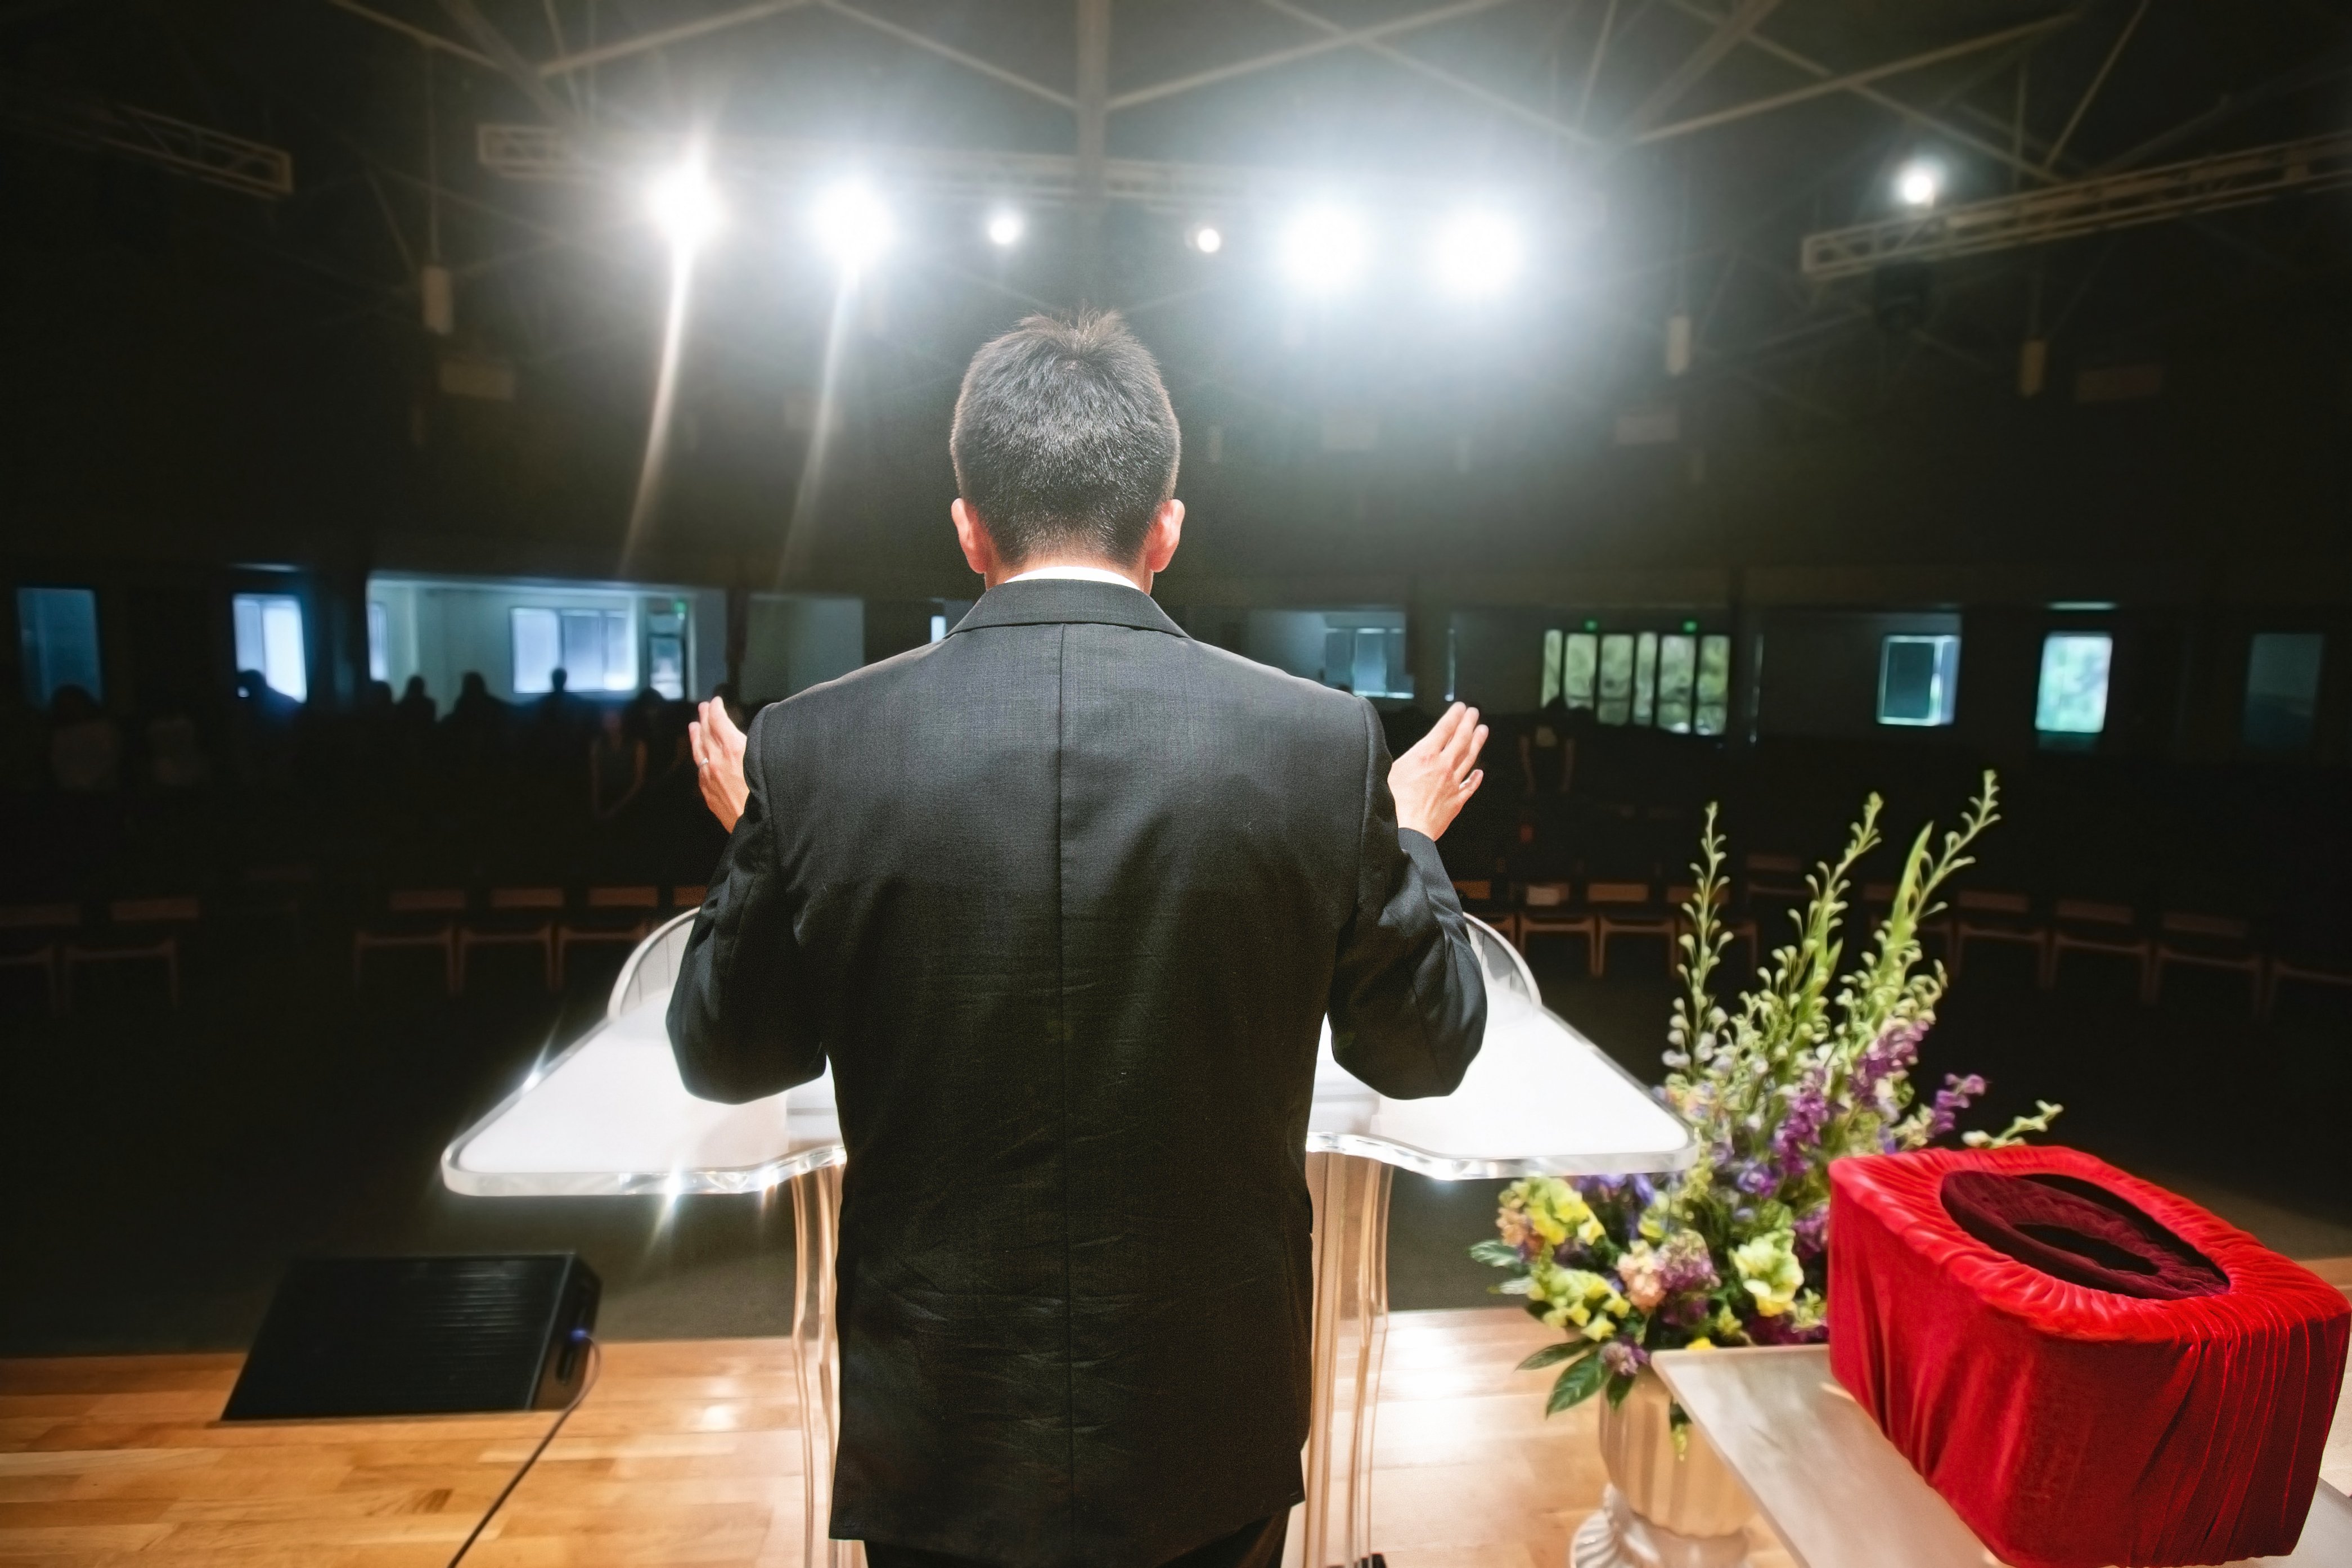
(1562, 632, 1598, 709)
(1554, 624, 1723, 731)
(1323, 625, 1411, 699)
(2035, 632, 2112, 738)
(1694, 634, 1731, 736)
(1597, 634, 1634, 726)
(367, 601, 390, 684)
(16, 586, 102, 706)
(232, 593, 307, 701)
(645, 604, 686, 700)
(510, 607, 633, 694)
(2244, 633, 2324, 751)
(1878, 634, 1960, 727)
(1656, 634, 1696, 733)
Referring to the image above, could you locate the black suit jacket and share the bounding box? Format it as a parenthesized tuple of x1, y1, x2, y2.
(668, 579, 1486, 1568)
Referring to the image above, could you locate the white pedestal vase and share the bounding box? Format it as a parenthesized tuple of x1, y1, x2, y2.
(1570, 1367, 1753, 1568)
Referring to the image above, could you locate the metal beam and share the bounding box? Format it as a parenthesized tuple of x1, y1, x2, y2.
(819, 0, 1077, 109)
(1661, 0, 2079, 184)
(476, 122, 1532, 212)
(538, 0, 815, 79)
(1253, 0, 1599, 146)
(1799, 130, 2352, 280)
(322, 0, 497, 69)
(0, 72, 294, 196)
(1109, 0, 1517, 111)
(434, 0, 577, 123)
(1631, 12, 2074, 146)
(2041, 0, 2144, 173)
(1621, 0, 1779, 132)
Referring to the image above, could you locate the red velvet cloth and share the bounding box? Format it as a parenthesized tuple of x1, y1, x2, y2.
(1829, 1147, 2350, 1568)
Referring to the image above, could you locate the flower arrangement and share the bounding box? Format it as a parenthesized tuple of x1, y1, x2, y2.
(1474, 772, 2062, 1417)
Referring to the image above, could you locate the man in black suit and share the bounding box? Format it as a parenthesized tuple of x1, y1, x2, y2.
(670, 311, 1488, 1568)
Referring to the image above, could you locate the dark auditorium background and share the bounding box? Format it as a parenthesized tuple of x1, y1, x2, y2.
(3, 0, 2350, 1355)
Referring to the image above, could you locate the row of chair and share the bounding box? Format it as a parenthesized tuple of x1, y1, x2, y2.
(0, 895, 201, 1013)
(1449, 873, 2351, 1018)
(350, 884, 707, 994)
(0, 882, 708, 1012)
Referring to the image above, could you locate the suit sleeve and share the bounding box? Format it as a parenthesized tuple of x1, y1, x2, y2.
(667, 706, 828, 1104)
(1326, 699, 1487, 1099)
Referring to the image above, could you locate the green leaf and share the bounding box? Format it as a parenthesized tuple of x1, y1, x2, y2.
(1469, 1239, 1522, 1268)
(1546, 1351, 1609, 1415)
(1516, 1341, 1581, 1372)
(1605, 1372, 1636, 1409)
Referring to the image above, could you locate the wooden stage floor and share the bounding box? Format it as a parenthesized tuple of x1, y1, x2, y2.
(6, 1272, 2349, 1568)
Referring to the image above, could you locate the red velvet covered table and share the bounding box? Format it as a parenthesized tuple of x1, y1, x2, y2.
(1829, 1147, 2351, 1568)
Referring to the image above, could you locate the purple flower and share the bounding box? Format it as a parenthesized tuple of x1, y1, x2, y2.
(1793, 1206, 1829, 1261)
(1600, 1339, 1649, 1378)
(1925, 1073, 1987, 1140)
(1852, 1020, 1923, 1102)
(1771, 1067, 1832, 1172)
(1657, 1231, 1719, 1295)
(1734, 1161, 1779, 1197)
(1746, 1311, 1828, 1347)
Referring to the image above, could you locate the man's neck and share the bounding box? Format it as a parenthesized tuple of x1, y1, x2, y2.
(992, 560, 1151, 592)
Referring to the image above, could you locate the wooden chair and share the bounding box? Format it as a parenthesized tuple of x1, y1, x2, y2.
(670, 884, 709, 910)
(0, 902, 79, 1016)
(1515, 882, 1593, 966)
(1449, 880, 1515, 944)
(2045, 898, 2155, 999)
(461, 887, 564, 990)
(558, 885, 660, 984)
(2153, 912, 2263, 1013)
(353, 888, 464, 994)
(1590, 882, 1676, 978)
(65, 896, 201, 1008)
(1949, 890, 2046, 983)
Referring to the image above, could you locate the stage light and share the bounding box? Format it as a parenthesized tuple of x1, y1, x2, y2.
(1431, 208, 1523, 299)
(812, 181, 893, 272)
(1280, 205, 1367, 293)
(986, 209, 1024, 247)
(647, 162, 722, 251)
(1190, 224, 1224, 255)
(1895, 160, 1943, 209)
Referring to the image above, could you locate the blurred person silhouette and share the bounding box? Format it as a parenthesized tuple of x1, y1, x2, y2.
(589, 702, 647, 821)
(47, 684, 120, 792)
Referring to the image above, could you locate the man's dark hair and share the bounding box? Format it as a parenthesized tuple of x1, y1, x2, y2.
(950, 310, 1180, 568)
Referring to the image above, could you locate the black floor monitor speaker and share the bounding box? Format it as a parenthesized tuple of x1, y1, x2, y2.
(223, 1254, 601, 1421)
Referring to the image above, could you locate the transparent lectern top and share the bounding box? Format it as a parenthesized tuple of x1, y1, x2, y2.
(443, 911, 1696, 1197)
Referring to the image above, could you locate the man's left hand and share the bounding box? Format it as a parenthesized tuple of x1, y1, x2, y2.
(690, 699, 749, 832)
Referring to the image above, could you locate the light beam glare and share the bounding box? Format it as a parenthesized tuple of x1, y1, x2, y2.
(619, 248, 698, 574)
(774, 271, 861, 587)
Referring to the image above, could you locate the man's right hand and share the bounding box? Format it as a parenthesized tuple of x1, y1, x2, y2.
(1388, 702, 1486, 841)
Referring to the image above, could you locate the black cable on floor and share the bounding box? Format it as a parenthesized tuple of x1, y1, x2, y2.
(447, 1336, 600, 1568)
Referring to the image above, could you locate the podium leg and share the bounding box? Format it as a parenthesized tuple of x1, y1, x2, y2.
(1296, 1152, 1393, 1568)
(789, 1161, 862, 1568)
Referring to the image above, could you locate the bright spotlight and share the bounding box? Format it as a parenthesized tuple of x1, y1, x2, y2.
(647, 162, 722, 251)
(1895, 161, 1943, 209)
(812, 181, 893, 272)
(1280, 205, 1368, 293)
(986, 209, 1024, 247)
(1190, 224, 1224, 255)
(1431, 209, 1523, 299)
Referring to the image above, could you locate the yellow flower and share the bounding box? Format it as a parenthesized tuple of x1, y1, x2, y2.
(1732, 1231, 1804, 1318)
(1578, 1216, 1606, 1246)
(1585, 1315, 1618, 1342)
(1684, 1337, 1715, 1351)
(1567, 1303, 1591, 1327)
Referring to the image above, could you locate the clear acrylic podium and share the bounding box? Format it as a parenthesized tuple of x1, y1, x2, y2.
(446, 913, 1696, 1568)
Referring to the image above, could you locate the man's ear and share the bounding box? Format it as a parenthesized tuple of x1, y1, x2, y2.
(1140, 498, 1184, 576)
(951, 498, 997, 578)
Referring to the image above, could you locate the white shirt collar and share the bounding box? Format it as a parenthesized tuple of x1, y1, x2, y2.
(1003, 565, 1142, 589)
